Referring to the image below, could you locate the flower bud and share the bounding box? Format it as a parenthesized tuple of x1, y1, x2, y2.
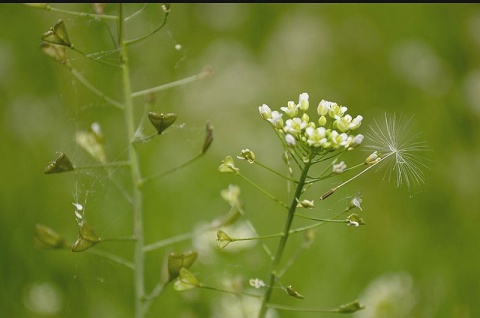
(365, 151, 381, 165)
(285, 134, 296, 147)
(317, 99, 331, 116)
(298, 92, 309, 111)
(258, 104, 272, 120)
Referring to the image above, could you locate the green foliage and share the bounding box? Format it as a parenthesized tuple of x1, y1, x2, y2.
(2, 3, 480, 318)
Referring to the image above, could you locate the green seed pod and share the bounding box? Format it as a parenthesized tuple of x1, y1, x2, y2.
(216, 230, 233, 250)
(338, 300, 365, 313)
(44, 152, 74, 174)
(40, 43, 67, 64)
(41, 20, 72, 48)
(167, 251, 198, 282)
(72, 221, 100, 252)
(76, 123, 106, 164)
(34, 224, 66, 249)
(173, 268, 200, 291)
(286, 285, 304, 299)
(148, 112, 177, 135)
(202, 122, 214, 154)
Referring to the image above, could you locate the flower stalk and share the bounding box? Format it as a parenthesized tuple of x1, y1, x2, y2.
(118, 5, 145, 317)
(258, 157, 313, 318)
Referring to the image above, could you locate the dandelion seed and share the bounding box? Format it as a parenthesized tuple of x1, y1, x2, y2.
(365, 113, 429, 189)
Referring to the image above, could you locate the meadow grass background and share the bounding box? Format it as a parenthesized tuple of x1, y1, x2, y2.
(1, 3, 479, 317)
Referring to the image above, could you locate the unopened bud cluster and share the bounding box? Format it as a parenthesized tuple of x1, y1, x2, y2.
(259, 93, 364, 155)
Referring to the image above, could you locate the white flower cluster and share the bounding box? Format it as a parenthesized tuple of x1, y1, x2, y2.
(259, 93, 364, 153)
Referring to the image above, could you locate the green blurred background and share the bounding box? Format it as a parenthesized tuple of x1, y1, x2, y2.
(1, 3, 479, 318)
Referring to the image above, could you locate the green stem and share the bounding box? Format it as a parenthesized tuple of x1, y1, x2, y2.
(87, 249, 134, 270)
(69, 67, 123, 109)
(119, 5, 145, 318)
(254, 160, 295, 182)
(125, 8, 169, 46)
(74, 161, 130, 170)
(100, 236, 136, 242)
(237, 173, 288, 209)
(143, 281, 169, 312)
(139, 153, 202, 187)
(319, 152, 393, 200)
(143, 232, 192, 253)
(231, 232, 286, 242)
(131, 72, 206, 98)
(199, 285, 262, 298)
(267, 304, 337, 313)
(258, 159, 313, 318)
(28, 3, 119, 20)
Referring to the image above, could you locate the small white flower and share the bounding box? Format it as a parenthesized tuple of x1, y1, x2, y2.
(72, 202, 83, 211)
(351, 196, 363, 211)
(347, 220, 360, 227)
(330, 130, 349, 148)
(296, 199, 315, 208)
(305, 126, 327, 148)
(285, 134, 296, 147)
(317, 99, 333, 116)
(345, 134, 364, 150)
(281, 101, 298, 117)
(332, 161, 347, 174)
(298, 92, 309, 111)
(249, 278, 266, 289)
(284, 117, 306, 137)
(336, 114, 353, 132)
(267, 111, 284, 129)
(328, 103, 348, 120)
(350, 115, 363, 130)
(237, 149, 256, 163)
(258, 104, 272, 120)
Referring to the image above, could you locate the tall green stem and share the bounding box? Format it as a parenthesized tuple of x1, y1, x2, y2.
(258, 159, 313, 318)
(118, 6, 145, 318)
